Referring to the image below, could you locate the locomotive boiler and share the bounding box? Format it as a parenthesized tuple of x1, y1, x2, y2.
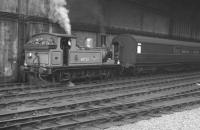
(23, 33, 120, 82)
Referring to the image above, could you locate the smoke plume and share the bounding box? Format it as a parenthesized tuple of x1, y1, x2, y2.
(49, 0, 71, 34)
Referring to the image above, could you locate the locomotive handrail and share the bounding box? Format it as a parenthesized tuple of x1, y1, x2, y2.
(24, 45, 57, 50)
(31, 32, 76, 38)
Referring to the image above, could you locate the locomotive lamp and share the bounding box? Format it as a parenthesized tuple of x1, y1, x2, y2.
(27, 52, 33, 59)
(68, 41, 72, 46)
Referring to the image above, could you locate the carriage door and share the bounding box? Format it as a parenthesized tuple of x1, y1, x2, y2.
(113, 42, 119, 64)
(60, 38, 70, 66)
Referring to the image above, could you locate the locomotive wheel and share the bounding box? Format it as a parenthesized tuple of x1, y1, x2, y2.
(26, 72, 43, 85)
(40, 65, 120, 83)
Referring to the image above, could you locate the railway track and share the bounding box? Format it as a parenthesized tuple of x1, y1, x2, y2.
(1, 83, 200, 129)
(0, 82, 27, 88)
(1, 71, 200, 98)
(0, 71, 197, 94)
(1, 71, 200, 129)
(1, 72, 200, 110)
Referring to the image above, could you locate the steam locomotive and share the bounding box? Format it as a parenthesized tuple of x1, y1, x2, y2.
(23, 33, 200, 82)
(23, 33, 120, 82)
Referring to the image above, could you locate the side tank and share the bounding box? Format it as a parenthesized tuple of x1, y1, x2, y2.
(68, 38, 115, 66)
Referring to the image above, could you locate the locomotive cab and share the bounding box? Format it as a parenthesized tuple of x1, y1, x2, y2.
(60, 37, 72, 66)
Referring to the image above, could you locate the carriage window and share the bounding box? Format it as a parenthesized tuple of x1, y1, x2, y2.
(137, 43, 142, 54)
(174, 47, 181, 54)
(193, 50, 199, 54)
(113, 42, 119, 53)
(181, 50, 189, 54)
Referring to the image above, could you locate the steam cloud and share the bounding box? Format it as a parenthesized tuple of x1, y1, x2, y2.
(49, 0, 71, 34)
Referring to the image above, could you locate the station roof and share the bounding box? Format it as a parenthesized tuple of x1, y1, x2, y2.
(128, 0, 200, 16)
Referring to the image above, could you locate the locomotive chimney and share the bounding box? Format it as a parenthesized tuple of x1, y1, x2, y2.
(49, 0, 71, 34)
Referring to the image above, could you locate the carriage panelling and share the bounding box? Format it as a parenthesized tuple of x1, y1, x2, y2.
(141, 43, 173, 54)
(136, 54, 200, 64)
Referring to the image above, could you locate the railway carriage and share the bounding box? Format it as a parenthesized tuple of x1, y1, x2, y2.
(113, 34, 200, 73)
